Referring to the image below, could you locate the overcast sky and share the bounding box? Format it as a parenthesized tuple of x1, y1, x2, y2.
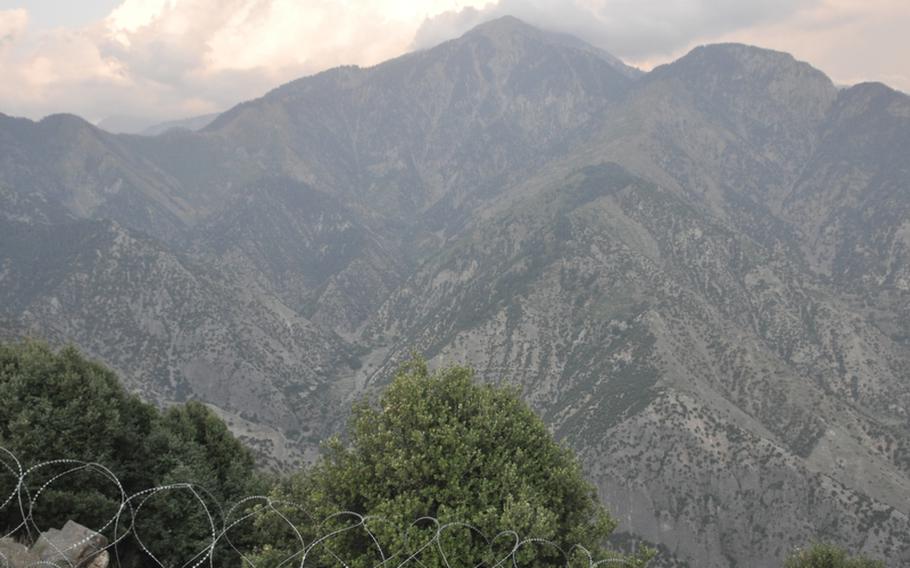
(0, 0, 907, 128)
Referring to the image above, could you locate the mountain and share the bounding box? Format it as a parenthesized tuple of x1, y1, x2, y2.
(1, 16, 909, 567)
(139, 112, 220, 136)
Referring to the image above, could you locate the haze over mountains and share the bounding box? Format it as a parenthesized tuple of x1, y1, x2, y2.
(1, 16, 909, 567)
(96, 112, 220, 136)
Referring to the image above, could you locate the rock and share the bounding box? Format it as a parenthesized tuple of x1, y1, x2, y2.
(84, 550, 110, 568)
(30, 521, 109, 568)
(0, 538, 38, 568)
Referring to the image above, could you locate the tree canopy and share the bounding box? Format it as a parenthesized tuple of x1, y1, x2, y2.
(253, 358, 652, 567)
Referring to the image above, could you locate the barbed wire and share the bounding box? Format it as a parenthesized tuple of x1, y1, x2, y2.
(0, 448, 639, 568)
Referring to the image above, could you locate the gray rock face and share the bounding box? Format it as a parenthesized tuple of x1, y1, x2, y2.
(1, 16, 908, 567)
(0, 538, 33, 568)
(0, 521, 109, 568)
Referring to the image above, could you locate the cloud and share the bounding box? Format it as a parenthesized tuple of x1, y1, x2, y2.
(0, 0, 489, 127)
(0, 8, 28, 49)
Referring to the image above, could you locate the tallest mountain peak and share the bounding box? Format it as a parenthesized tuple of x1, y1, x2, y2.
(466, 15, 540, 36)
(456, 15, 641, 79)
(461, 15, 574, 47)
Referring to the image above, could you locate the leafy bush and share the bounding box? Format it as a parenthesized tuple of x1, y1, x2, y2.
(252, 357, 653, 567)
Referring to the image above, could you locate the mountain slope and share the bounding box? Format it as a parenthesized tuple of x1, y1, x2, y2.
(363, 162, 910, 565)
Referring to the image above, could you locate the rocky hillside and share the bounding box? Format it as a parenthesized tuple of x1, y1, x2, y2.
(1, 16, 908, 567)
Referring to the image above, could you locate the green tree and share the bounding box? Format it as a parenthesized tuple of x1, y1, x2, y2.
(0, 341, 152, 532)
(253, 358, 652, 567)
(784, 542, 884, 568)
(0, 340, 264, 567)
(128, 401, 265, 567)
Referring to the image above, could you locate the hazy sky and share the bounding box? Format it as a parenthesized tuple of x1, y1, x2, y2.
(0, 0, 907, 127)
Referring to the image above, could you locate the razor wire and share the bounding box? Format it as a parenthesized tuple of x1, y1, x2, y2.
(0, 447, 640, 568)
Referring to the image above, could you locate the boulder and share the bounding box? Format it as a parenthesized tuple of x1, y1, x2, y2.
(27, 521, 108, 568)
(0, 538, 38, 568)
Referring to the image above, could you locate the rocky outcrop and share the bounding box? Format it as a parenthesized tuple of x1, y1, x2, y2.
(0, 521, 108, 568)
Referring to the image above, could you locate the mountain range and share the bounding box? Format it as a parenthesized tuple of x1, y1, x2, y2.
(1, 16, 909, 567)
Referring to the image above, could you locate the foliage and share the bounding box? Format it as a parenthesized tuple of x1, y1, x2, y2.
(0, 340, 264, 567)
(784, 542, 884, 568)
(252, 357, 653, 567)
